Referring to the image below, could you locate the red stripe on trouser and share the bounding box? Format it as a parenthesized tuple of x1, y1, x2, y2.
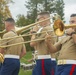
(42, 59, 46, 75)
(51, 69, 54, 75)
(70, 64, 76, 75)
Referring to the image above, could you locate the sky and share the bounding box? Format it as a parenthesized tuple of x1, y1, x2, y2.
(9, 0, 76, 24)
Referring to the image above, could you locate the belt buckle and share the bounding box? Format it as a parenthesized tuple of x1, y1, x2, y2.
(62, 60, 66, 64)
(58, 60, 62, 65)
(58, 60, 66, 65)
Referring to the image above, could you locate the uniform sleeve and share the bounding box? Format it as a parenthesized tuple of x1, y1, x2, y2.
(1, 32, 15, 49)
(54, 40, 62, 51)
(0, 33, 9, 48)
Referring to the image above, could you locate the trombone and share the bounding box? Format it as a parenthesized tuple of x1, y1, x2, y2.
(53, 19, 76, 36)
(0, 14, 56, 48)
(0, 38, 45, 48)
(0, 30, 53, 41)
(1, 14, 76, 48)
(0, 34, 56, 48)
(0, 13, 60, 38)
(0, 17, 50, 38)
(0, 19, 76, 48)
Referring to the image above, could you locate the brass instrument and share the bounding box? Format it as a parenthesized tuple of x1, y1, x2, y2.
(0, 53, 4, 63)
(0, 30, 53, 41)
(2, 14, 76, 47)
(0, 13, 60, 37)
(0, 37, 4, 63)
(0, 14, 55, 48)
(0, 17, 50, 62)
(0, 38, 45, 48)
(53, 19, 76, 36)
(0, 14, 76, 63)
(16, 17, 50, 34)
(0, 30, 56, 48)
(0, 17, 50, 38)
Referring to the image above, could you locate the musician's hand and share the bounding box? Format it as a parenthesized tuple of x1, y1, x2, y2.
(30, 26, 39, 34)
(33, 26, 39, 32)
(66, 28, 75, 35)
(45, 34, 52, 44)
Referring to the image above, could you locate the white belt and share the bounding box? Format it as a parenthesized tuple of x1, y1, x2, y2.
(38, 55, 51, 59)
(51, 58, 56, 61)
(58, 60, 76, 65)
(4, 55, 19, 59)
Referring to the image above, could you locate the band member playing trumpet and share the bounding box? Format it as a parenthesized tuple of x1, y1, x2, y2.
(45, 14, 76, 75)
(30, 11, 57, 75)
(0, 18, 26, 75)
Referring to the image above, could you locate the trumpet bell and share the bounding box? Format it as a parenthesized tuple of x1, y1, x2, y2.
(53, 19, 64, 36)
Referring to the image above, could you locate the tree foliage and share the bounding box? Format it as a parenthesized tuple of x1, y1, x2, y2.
(16, 14, 33, 27)
(55, 0, 65, 20)
(0, 0, 12, 31)
(25, 0, 44, 22)
(16, 14, 34, 51)
(25, 0, 65, 22)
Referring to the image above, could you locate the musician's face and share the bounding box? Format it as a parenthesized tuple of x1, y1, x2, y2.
(4, 22, 9, 31)
(69, 16, 76, 24)
(69, 16, 76, 30)
(4, 22, 12, 31)
(37, 15, 48, 27)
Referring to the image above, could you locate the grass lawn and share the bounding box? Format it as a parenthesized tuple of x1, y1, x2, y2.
(19, 51, 33, 75)
(19, 69, 32, 75)
(20, 51, 33, 64)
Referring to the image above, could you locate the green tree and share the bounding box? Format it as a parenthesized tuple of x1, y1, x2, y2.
(16, 14, 34, 51)
(43, 0, 65, 20)
(16, 14, 33, 27)
(0, 0, 13, 31)
(25, 0, 44, 22)
(55, 0, 65, 20)
(43, 0, 57, 13)
(25, 0, 65, 21)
